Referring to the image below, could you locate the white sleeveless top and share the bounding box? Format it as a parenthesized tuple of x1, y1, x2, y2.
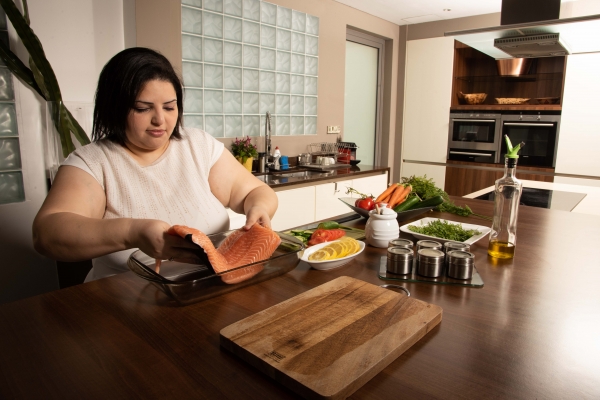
(62, 127, 230, 281)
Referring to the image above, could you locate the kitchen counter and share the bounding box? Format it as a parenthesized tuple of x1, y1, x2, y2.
(254, 164, 389, 189)
(465, 179, 600, 217)
(1, 198, 599, 399)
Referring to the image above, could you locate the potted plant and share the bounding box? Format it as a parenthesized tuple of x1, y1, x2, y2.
(0, 0, 89, 163)
(231, 136, 257, 172)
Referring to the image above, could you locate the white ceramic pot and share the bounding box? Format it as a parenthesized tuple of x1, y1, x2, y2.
(365, 209, 400, 248)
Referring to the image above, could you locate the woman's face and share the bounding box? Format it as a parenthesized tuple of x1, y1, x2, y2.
(125, 79, 178, 152)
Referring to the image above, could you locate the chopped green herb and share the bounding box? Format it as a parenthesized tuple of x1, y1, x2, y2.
(408, 219, 481, 242)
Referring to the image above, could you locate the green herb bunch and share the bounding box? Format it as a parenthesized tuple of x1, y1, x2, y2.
(231, 136, 258, 164)
(401, 175, 492, 221)
(408, 219, 481, 242)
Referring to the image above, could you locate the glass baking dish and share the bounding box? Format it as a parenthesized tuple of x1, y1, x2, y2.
(127, 230, 305, 306)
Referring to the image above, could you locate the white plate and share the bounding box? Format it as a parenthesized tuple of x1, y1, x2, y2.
(400, 217, 491, 245)
(301, 240, 365, 270)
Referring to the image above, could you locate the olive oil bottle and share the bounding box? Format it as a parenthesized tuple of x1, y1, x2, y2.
(487, 136, 524, 259)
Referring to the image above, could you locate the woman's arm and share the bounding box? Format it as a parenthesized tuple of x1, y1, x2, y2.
(32, 166, 199, 262)
(209, 150, 278, 229)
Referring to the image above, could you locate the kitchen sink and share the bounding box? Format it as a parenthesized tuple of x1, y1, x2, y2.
(254, 169, 333, 183)
(272, 170, 329, 178)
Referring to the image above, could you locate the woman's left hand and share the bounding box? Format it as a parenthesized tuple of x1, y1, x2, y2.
(243, 205, 272, 230)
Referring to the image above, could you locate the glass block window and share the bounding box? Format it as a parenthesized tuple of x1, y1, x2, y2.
(181, 0, 319, 138)
(0, 9, 25, 204)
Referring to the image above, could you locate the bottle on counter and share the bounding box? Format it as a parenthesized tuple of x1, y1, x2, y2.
(273, 146, 281, 157)
(487, 135, 525, 259)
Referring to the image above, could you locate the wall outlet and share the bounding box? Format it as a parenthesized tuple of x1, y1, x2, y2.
(327, 125, 341, 134)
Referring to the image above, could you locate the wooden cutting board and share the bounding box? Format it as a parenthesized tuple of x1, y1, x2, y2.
(220, 276, 442, 399)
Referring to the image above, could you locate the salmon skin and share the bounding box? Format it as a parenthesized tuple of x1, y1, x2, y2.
(167, 224, 282, 284)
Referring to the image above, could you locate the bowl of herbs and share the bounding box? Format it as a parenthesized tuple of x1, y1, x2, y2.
(400, 217, 491, 245)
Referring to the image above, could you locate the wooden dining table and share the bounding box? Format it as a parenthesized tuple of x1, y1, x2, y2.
(1, 197, 599, 399)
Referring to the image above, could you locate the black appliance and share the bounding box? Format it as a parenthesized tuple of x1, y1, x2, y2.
(500, 113, 560, 167)
(475, 187, 586, 211)
(447, 113, 502, 163)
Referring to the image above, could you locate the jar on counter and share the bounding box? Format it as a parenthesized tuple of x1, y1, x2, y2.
(387, 247, 413, 275)
(417, 248, 445, 277)
(388, 238, 413, 250)
(365, 208, 400, 248)
(416, 240, 442, 253)
(447, 250, 475, 280)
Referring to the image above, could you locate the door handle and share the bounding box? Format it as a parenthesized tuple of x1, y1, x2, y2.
(453, 119, 497, 123)
(449, 151, 493, 157)
(504, 122, 554, 127)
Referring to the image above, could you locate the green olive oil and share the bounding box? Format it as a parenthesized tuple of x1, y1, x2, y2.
(487, 240, 516, 259)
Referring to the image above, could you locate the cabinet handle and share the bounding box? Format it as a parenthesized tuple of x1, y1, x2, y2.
(449, 151, 493, 157)
(504, 122, 554, 127)
(452, 119, 497, 123)
(334, 182, 339, 193)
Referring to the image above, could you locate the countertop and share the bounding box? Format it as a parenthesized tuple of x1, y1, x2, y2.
(254, 164, 389, 189)
(1, 198, 599, 399)
(465, 179, 600, 217)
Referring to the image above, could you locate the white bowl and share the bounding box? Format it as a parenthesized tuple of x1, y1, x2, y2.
(301, 240, 366, 270)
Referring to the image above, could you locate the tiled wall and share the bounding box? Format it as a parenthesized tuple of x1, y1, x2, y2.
(0, 9, 24, 205)
(181, 0, 319, 138)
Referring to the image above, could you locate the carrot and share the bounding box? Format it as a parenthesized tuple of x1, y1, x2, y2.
(375, 183, 399, 203)
(389, 185, 412, 209)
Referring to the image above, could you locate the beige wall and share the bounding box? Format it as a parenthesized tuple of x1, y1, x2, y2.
(136, 0, 401, 169)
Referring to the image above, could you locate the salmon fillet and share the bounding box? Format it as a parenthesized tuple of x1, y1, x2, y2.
(167, 224, 281, 284)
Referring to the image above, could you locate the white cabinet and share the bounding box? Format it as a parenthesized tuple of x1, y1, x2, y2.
(226, 173, 388, 231)
(402, 37, 453, 185)
(271, 186, 316, 231)
(314, 180, 353, 221)
(226, 208, 246, 230)
(556, 53, 600, 184)
(403, 37, 454, 164)
(350, 174, 389, 199)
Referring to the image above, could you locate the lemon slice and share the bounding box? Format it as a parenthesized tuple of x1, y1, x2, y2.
(329, 242, 346, 258)
(322, 246, 337, 259)
(308, 249, 329, 261)
(340, 237, 360, 255)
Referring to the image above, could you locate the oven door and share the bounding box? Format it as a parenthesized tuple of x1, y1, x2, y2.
(500, 116, 560, 167)
(448, 113, 501, 163)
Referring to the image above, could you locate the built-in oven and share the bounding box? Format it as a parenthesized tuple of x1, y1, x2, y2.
(447, 113, 502, 163)
(500, 113, 560, 167)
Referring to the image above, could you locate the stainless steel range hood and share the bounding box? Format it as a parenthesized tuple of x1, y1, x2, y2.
(445, 2, 600, 59)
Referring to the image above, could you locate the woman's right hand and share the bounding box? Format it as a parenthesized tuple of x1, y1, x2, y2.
(129, 219, 201, 261)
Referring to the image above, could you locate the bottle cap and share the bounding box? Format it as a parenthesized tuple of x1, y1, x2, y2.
(504, 135, 526, 159)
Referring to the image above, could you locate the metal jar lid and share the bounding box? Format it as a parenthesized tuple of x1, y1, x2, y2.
(417, 248, 445, 264)
(388, 246, 414, 260)
(389, 238, 413, 249)
(447, 250, 475, 265)
(416, 240, 443, 252)
(443, 241, 470, 253)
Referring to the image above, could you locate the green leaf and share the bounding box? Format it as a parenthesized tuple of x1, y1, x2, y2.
(0, 0, 89, 156)
(0, 38, 44, 97)
(0, 0, 62, 101)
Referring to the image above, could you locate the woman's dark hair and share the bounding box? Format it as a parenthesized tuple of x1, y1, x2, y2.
(92, 47, 184, 144)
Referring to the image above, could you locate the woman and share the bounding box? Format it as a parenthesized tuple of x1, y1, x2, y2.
(32, 47, 278, 281)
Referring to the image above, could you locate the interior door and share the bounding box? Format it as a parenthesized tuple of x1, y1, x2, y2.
(344, 30, 384, 166)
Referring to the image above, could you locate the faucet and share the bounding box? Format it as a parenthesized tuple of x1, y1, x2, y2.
(263, 111, 274, 171)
